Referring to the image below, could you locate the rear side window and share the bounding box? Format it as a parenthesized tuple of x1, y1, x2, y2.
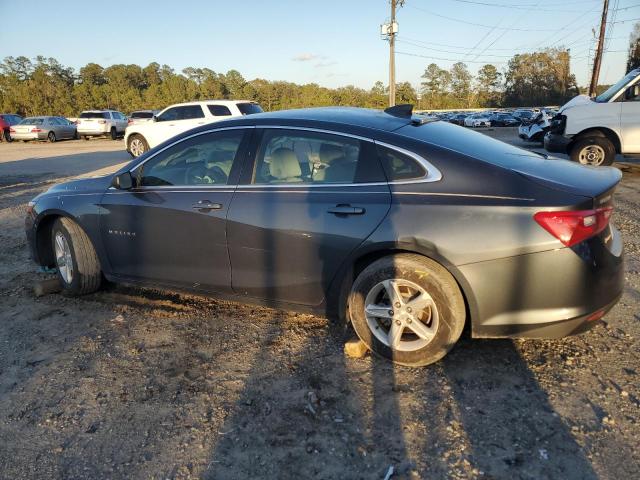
(208, 105, 232, 116)
(236, 103, 263, 115)
(80, 111, 109, 119)
(20, 117, 44, 125)
(377, 145, 426, 181)
(251, 129, 384, 185)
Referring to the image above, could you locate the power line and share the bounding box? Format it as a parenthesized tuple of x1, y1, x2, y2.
(443, 0, 594, 13)
(396, 49, 589, 65)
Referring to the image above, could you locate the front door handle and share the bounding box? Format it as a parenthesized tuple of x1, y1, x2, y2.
(192, 200, 223, 211)
(327, 205, 365, 215)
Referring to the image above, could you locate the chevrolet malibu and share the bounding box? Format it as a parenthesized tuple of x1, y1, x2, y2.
(25, 106, 624, 366)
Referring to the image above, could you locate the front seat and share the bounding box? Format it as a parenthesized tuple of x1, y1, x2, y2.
(269, 148, 303, 183)
(316, 143, 355, 183)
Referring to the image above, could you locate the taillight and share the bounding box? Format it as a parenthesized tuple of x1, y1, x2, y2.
(534, 207, 613, 247)
(31, 128, 42, 133)
(98, 120, 106, 124)
(127, 119, 133, 124)
(9, 127, 16, 133)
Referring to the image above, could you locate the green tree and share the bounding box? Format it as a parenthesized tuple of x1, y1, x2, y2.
(420, 63, 451, 109)
(476, 64, 502, 107)
(449, 62, 473, 108)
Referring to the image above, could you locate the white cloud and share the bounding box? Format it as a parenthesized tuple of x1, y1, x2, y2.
(292, 53, 321, 62)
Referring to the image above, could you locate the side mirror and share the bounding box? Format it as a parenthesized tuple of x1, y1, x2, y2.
(152, 115, 158, 122)
(111, 171, 134, 190)
(625, 85, 639, 100)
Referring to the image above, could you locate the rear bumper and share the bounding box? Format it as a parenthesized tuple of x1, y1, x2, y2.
(78, 127, 109, 135)
(544, 132, 572, 154)
(461, 225, 624, 339)
(11, 132, 45, 141)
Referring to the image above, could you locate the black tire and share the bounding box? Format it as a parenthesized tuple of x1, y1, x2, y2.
(127, 134, 149, 158)
(82, 135, 90, 140)
(2, 129, 11, 142)
(348, 254, 466, 367)
(73, 130, 79, 140)
(110, 127, 117, 140)
(570, 135, 615, 166)
(47, 131, 56, 143)
(51, 217, 102, 295)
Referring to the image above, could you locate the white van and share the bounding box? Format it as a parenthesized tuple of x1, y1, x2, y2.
(544, 68, 640, 166)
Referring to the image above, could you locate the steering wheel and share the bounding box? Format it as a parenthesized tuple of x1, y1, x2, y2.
(185, 164, 211, 185)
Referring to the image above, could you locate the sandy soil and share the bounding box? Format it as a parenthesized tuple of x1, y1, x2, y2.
(0, 130, 639, 479)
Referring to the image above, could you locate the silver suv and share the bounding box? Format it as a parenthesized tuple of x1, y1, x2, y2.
(77, 110, 128, 140)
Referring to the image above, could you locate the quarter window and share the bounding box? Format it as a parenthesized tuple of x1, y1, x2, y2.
(208, 105, 232, 116)
(252, 130, 365, 185)
(377, 145, 427, 181)
(138, 130, 245, 187)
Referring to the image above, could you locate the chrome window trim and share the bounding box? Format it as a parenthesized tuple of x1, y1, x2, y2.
(125, 124, 443, 191)
(241, 125, 442, 188)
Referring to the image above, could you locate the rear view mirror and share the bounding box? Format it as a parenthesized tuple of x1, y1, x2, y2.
(111, 171, 134, 190)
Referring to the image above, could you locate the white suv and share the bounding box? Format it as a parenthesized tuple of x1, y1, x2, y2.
(77, 110, 128, 140)
(124, 100, 263, 157)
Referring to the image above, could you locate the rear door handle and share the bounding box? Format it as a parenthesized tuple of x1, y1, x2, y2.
(192, 200, 223, 211)
(327, 205, 365, 215)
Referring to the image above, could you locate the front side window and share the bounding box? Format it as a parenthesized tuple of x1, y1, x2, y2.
(252, 130, 364, 185)
(138, 130, 245, 187)
(208, 105, 232, 116)
(377, 145, 426, 181)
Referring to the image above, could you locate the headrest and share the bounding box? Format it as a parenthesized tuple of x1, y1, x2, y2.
(270, 148, 301, 180)
(319, 143, 344, 164)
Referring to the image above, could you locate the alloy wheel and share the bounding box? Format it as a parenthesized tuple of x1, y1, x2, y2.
(130, 138, 145, 157)
(364, 278, 439, 352)
(54, 232, 73, 284)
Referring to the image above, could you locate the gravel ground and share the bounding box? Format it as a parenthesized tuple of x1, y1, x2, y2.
(0, 129, 639, 479)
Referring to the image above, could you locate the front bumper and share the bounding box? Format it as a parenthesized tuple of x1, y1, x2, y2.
(544, 132, 572, 154)
(461, 225, 624, 339)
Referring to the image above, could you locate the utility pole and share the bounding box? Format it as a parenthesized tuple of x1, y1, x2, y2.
(389, 0, 397, 106)
(589, 0, 609, 97)
(382, 1, 403, 107)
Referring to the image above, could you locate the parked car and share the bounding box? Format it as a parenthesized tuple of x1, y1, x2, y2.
(124, 100, 263, 157)
(127, 110, 160, 126)
(545, 67, 640, 166)
(512, 109, 536, 122)
(25, 105, 624, 367)
(464, 112, 492, 127)
(0, 113, 23, 142)
(448, 113, 468, 126)
(518, 110, 552, 143)
(489, 112, 520, 127)
(76, 110, 128, 140)
(10, 116, 77, 142)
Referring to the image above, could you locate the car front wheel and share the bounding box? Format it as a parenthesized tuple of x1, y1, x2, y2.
(570, 136, 615, 166)
(51, 217, 102, 295)
(348, 254, 466, 366)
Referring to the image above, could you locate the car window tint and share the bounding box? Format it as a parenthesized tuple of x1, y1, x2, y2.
(236, 103, 263, 115)
(80, 112, 109, 119)
(156, 108, 178, 122)
(252, 130, 363, 185)
(139, 130, 245, 187)
(208, 105, 232, 116)
(132, 111, 153, 118)
(181, 105, 205, 119)
(377, 145, 426, 181)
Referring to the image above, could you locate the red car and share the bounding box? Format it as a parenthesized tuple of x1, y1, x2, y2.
(0, 114, 23, 142)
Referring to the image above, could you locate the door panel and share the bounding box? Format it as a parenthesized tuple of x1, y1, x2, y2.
(226, 128, 391, 306)
(620, 98, 640, 153)
(227, 185, 391, 305)
(99, 128, 251, 292)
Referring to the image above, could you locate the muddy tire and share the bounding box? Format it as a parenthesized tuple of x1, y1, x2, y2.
(348, 254, 465, 367)
(51, 217, 102, 295)
(570, 136, 615, 166)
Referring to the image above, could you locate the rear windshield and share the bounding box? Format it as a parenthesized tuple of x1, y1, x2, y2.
(237, 103, 264, 115)
(131, 111, 154, 119)
(80, 111, 109, 119)
(19, 117, 44, 125)
(397, 121, 542, 170)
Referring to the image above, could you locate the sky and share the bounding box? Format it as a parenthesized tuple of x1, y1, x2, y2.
(0, 0, 638, 91)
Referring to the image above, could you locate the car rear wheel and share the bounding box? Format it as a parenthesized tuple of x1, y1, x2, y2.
(348, 254, 466, 366)
(47, 131, 56, 143)
(128, 134, 149, 158)
(110, 127, 117, 140)
(570, 136, 615, 166)
(51, 217, 102, 295)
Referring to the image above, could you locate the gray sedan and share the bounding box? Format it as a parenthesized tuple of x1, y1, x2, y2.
(10, 116, 78, 142)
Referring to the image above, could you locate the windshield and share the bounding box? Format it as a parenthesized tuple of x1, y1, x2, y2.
(595, 69, 640, 103)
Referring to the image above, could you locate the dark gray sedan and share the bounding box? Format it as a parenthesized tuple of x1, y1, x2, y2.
(11, 116, 77, 142)
(25, 106, 624, 366)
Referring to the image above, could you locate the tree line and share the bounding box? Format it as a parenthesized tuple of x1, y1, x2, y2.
(0, 48, 579, 117)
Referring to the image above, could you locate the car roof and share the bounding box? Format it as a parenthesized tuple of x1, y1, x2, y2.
(169, 100, 256, 108)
